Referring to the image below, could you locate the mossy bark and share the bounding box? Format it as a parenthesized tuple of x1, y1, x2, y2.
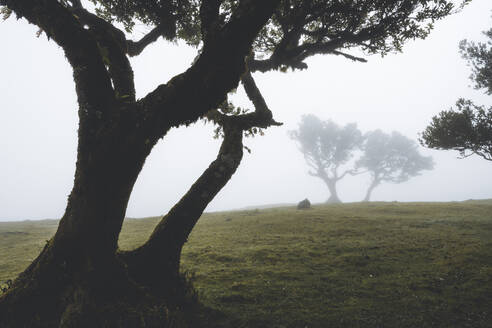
(0, 108, 169, 327)
(0, 113, 245, 327)
(120, 124, 244, 291)
(0, 2, 280, 326)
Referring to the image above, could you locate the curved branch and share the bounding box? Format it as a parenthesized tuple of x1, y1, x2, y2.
(137, 0, 281, 142)
(127, 26, 165, 57)
(249, 6, 420, 74)
(2, 0, 114, 114)
(337, 169, 359, 181)
(249, 37, 369, 72)
(221, 70, 283, 130)
(330, 50, 367, 63)
(119, 122, 244, 284)
(120, 59, 283, 287)
(71, 5, 136, 100)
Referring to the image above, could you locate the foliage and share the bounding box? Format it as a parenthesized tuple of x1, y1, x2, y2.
(68, 0, 463, 68)
(357, 130, 434, 183)
(421, 25, 492, 160)
(291, 116, 433, 202)
(0, 6, 11, 20)
(290, 115, 363, 176)
(459, 27, 492, 94)
(88, 0, 201, 40)
(357, 130, 433, 201)
(2, 200, 492, 327)
(0, 0, 467, 325)
(0, 280, 12, 295)
(421, 99, 492, 160)
(289, 114, 363, 202)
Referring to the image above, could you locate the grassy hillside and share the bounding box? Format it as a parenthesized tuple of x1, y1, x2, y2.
(2, 201, 492, 327)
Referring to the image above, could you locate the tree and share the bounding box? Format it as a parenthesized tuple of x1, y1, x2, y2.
(290, 115, 363, 203)
(421, 99, 492, 160)
(356, 130, 434, 202)
(0, 0, 460, 326)
(421, 26, 492, 160)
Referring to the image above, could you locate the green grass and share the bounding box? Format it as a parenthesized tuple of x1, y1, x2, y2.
(2, 201, 492, 327)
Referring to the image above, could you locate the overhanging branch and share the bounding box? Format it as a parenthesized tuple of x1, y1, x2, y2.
(137, 0, 281, 142)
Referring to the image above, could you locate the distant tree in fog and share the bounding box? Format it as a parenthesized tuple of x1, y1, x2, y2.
(357, 130, 434, 202)
(0, 0, 460, 325)
(290, 115, 363, 203)
(421, 27, 492, 161)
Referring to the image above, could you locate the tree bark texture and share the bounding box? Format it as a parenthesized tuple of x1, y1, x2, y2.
(0, 105, 249, 328)
(0, 0, 455, 325)
(120, 123, 244, 289)
(0, 1, 281, 326)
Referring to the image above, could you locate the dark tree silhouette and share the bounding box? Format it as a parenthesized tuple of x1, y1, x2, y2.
(0, 0, 460, 326)
(421, 26, 492, 161)
(357, 130, 434, 202)
(421, 99, 492, 160)
(290, 115, 363, 203)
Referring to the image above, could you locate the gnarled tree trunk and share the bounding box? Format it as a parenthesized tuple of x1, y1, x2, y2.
(0, 116, 247, 327)
(0, 0, 282, 325)
(0, 102, 171, 326)
(0, 38, 279, 328)
(119, 123, 244, 290)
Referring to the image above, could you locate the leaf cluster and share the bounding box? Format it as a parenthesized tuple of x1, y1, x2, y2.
(251, 0, 462, 72)
(420, 99, 492, 161)
(357, 130, 434, 183)
(289, 114, 363, 177)
(0, 6, 11, 20)
(80, 0, 464, 67)
(88, 0, 201, 42)
(204, 100, 265, 141)
(459, 27, 492, 95)
(422, 23, 492, 161)
(0, 279, 12, 294)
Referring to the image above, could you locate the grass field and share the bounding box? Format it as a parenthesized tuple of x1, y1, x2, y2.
(1, 201, 492, 327)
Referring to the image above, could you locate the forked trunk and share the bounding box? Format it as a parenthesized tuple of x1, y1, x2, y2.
(0, 117, 245, 327)
(0, 116, 168, 327)
(120, 124, 244, 290)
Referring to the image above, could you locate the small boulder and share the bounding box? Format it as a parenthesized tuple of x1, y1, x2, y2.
(297, 198, 311, 210)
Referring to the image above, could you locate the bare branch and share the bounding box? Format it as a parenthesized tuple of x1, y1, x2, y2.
(127, 26, 165, 57)
(330, 50, 367, 63)
(231, 69, 282, 129)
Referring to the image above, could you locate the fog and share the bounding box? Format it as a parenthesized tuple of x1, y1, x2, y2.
(1, 2, 491, 221)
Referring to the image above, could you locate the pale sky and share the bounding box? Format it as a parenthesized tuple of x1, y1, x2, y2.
(1, 1, 491, 221)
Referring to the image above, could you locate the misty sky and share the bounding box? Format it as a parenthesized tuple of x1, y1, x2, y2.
(1, 1, 492, 221)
